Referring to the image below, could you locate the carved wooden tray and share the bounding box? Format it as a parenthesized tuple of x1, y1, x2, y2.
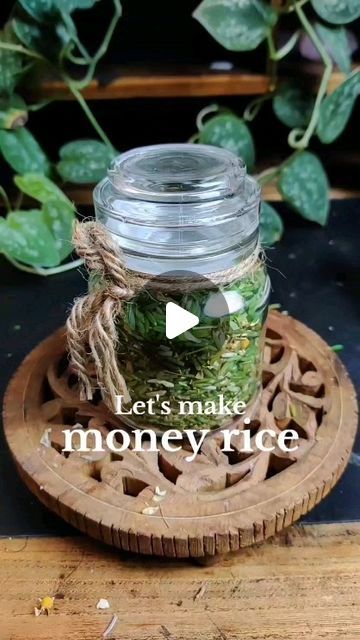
(3, 311, 358, 558)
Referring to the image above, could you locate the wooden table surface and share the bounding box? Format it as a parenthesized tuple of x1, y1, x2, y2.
(1, 522, 360, 640)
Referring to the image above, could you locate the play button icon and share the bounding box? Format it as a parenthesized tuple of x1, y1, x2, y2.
(165, 302, 199, 339)
(130, 269, 230, 352)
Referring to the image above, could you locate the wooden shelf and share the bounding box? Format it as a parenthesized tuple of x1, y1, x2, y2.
(26, 63, 347, 101)
(27, 65, 269, 100)
(65, 183, 360, 206)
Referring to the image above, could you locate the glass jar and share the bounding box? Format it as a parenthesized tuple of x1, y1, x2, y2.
(94, 144, 270, 431)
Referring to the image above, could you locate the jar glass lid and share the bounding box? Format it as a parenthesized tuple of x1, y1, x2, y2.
(107, 143, 246, 203)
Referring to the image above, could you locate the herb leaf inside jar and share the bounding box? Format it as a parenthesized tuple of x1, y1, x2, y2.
(116, 264, 269, 431)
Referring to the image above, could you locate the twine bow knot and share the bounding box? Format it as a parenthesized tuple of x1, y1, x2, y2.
(67, 221, 134, 408)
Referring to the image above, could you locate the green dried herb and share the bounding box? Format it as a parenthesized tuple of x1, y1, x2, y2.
(116, 264, 269, 431)
(331, 344, 344, 353)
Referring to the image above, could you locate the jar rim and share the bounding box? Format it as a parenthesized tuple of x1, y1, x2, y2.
(107, 143, 246, 203)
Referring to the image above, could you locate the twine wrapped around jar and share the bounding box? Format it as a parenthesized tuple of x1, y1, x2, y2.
(67, 220, 262, 412)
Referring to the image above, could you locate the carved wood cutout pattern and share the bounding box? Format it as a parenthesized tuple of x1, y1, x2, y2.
(3, 311, 358, 557)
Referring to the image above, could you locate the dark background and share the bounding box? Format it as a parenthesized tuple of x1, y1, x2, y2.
(0, 0, 359, 186)
(0, 1, 359, 536)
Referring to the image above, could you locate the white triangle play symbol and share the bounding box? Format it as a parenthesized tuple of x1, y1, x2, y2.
(166, 302, 199, 339)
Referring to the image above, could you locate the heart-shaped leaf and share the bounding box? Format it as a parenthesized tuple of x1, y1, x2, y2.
(198, 114, 255, 170)
(57, 139, 115, 183)
(12, 15, 43, 47)
(193, 0, 277, 51)
(42, 198, 75, 262)
(317, 71, 360, 143)
(0, 128, 50, 175)
(259, 202, 283, 246)
(0, 28, 25, 94)
(279, 152, 329, 225)
(53, 0, 100, 10)
(0, 94, 27, 130)
(18, 0, 57, 22)
(14, 173, 72, 205)
(12, 15, 42, 48)
(273, 83, 314, 128)
(311, 0, 360, 24)
(12, 13, 68, 60)
(315, 23, 352, 74)
(0, 209, 60, 267)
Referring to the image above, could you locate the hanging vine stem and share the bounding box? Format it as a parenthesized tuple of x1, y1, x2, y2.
(256, 150, 301, 185)
(267, 29, 301, 61)
(256, 165, 280, 186)
(65, 47, 90, 66)
(60, 13, 92, 64)
(243, 93, 274, 122)
(288, 3, 333, 149)
(27, 99, 54, 112)
(14, 190, 23, 211)
(65, 81, 115, 153)
(65, 0, 122, 91)
(57, 0, 122, 154)
(196, 104, 219, 131)
(195, 103, 233, 131)
(5, 256, 84, 276)
(0, 41, 45, 60)
(188, 132, 200, 143)
(281, 0, 309, 12)
(266, 38, 278, 93)
(0, 186, 11, 213)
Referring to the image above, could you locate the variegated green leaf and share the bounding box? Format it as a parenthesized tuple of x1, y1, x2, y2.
(0, 128, 50, 175)
(311, 0, 360, 25)
(42, 198, 75, 262)
(57, 139, 115, 183)
(193, 0, 277, 51)
(0, 209, 60, 267)
(260, 202, 283, 246)
(14, 173, 72, 205)
(198, 114, 255, 170)
(317, 71, 360, 143)
(279, 152, 329, 225)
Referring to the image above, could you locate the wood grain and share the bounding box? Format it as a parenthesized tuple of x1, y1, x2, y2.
(1, 523, 360, 639)
(26, 68, 271, 100)
(26, 64, 349, 101)
(3, 312, 358, 558)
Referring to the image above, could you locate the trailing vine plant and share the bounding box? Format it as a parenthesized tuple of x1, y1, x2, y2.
(0, 0, 121, 275)
(192, 0, 360, 246)
(1, 0, 359, 272)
